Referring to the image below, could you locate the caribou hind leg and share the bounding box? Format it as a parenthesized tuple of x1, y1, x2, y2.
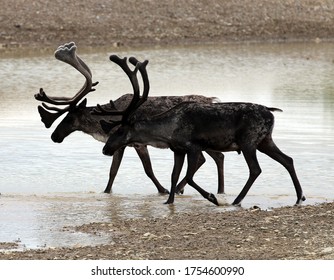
(258, 135, 305, 205)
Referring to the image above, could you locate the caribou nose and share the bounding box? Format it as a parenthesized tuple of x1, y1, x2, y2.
(102, 146, 113, 156)
(102, 146, 109, 155)
(51, 133, 63, 143)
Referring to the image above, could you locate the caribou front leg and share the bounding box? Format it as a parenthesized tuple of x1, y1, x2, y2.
(232, 147, 261, 206)
(104, 147, 126, 193)
(206, 151, 225, 194)
(184, 151, 224, 206)
(165, 152, 185, 204)
(134, 144, 169, 194)
(175, 151, 206, 194)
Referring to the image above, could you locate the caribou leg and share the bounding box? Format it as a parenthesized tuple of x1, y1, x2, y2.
(134, 145, 169, 194)
(232, 147, 262, 206)
(104, 147, 126, 193)
(175, 151, 206, 194)
(258, 135, 305, 205)
(183, 151, 224, 206)
(206, 151, 225, 194)
(175, 151, 225, 195)
(165, 152, 185, 204)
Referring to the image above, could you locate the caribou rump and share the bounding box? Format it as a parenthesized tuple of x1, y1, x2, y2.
(97, 55, 305, 207)
(35, 42, 225, 194)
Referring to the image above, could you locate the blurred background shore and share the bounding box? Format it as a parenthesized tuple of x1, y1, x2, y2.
(1, 0, 334, 51)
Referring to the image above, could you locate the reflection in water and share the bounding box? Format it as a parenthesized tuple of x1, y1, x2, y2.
(0, 42, 334, 249)
(0, 193, 230, 249)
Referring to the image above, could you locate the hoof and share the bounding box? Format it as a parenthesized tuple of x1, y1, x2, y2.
(295, 195, 306, 206)
(175, 187, 185, 195)
(208, 193, 227, 206)
(232, 198, 242, 206)
(159, 189, 170, 195)
(175, 189, 184, 195)
(164, 198, 174, 205)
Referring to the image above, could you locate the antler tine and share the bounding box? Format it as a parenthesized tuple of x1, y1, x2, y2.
(111, 55, 144, 121)
(93, 55, 149, 120)
(110, 55, 140, 102)
(37, 104, 69, 128)
(35, 88, 71, 128)
(34, 42, 98, 106)
(92, 55, 141, 116)
(128, 57, 149, 110)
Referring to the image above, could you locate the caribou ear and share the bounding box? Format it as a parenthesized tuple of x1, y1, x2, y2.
(78, 98, 87, 108)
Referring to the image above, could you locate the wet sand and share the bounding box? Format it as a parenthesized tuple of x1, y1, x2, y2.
(1, 198, 334, 260)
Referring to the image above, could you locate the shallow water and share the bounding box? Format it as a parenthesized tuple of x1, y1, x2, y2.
(0, 42, 333, 249)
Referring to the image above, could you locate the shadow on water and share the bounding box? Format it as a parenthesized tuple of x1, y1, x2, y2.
(0, 42, 334, 249)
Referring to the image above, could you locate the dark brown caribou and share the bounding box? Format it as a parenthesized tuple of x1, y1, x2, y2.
(35, 42, 225, 194)
(96, 54, 305, 207)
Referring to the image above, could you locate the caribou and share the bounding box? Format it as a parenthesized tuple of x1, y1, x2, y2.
(35, 42, 225, 194)
(96, 54, 306, 207)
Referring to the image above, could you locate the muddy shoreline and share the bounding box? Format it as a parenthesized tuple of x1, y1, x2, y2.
(1, 202, 334, 260)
